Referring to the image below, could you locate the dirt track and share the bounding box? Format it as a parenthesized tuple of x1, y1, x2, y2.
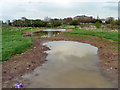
(2, 34, 118, 88)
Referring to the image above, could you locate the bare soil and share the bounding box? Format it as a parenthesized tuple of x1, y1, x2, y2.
(2, 34, 118, 88)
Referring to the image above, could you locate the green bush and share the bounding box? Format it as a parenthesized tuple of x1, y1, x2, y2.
(53, 21, 62, 27)
(95, 21, 101, 28)
(70, 20, 79, 25)
(70, 20, 79, 28)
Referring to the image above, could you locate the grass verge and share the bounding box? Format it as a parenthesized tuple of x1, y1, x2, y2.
(2, 25, 33, 61)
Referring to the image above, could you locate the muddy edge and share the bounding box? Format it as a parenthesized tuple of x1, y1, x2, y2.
(2, 35, 118, 88)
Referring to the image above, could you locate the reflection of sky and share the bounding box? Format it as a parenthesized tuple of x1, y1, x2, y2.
(0, 0, 118, 21)
(22, 41, 113, 88)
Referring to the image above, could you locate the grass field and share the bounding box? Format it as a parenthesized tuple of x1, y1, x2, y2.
(2, 25, 33, 61)
(2, 25, 118, 61)
(64, 28, 118, 41)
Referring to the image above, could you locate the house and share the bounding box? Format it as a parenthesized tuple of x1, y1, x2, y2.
(101, 19, 106, 24)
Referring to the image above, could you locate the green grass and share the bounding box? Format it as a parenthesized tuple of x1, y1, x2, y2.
(22, 27, 44, 33)
(64, 28, 118, 41)
(63, 33, 89, 39)
(2, 26, 33, 61)
(2, 25, 118, 60)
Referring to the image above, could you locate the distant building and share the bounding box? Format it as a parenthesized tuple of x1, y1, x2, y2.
(73, 16, 80, 21)
(6, 20, 10, 25)
(73, 15, 94, 23)
(73, 15, 91, 20)
(101, 19, 106, 24)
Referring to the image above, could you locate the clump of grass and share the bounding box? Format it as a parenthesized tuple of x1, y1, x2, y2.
(2, 26, 33, 61)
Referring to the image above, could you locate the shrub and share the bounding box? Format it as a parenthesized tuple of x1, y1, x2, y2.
(70, 20, 79, 28)
(95, 21, 101, 28)
(53, 21, 62, 27)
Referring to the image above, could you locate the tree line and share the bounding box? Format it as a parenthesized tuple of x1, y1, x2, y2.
(7, 16, 120, 29)
(10, 18, 62, 27)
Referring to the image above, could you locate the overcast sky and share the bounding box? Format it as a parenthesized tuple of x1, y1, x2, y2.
(0, 0, 119, 21)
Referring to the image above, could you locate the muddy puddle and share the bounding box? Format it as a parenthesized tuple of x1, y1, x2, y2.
(33, 29, 66, 38)
(22, 41, 114, 88)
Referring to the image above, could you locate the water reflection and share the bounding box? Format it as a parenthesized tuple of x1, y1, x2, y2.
(22, 41, 113, 88)
(33, 29, 66, 38)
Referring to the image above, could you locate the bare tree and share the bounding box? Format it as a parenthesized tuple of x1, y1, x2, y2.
(44, 16, 51, 22)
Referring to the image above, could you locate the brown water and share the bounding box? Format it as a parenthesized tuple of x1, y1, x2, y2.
(22, 41, 113, 88)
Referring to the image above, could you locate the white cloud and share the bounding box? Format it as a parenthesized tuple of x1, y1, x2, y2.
(0, 0, 118, 21)
(1, 0, 119, 3)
